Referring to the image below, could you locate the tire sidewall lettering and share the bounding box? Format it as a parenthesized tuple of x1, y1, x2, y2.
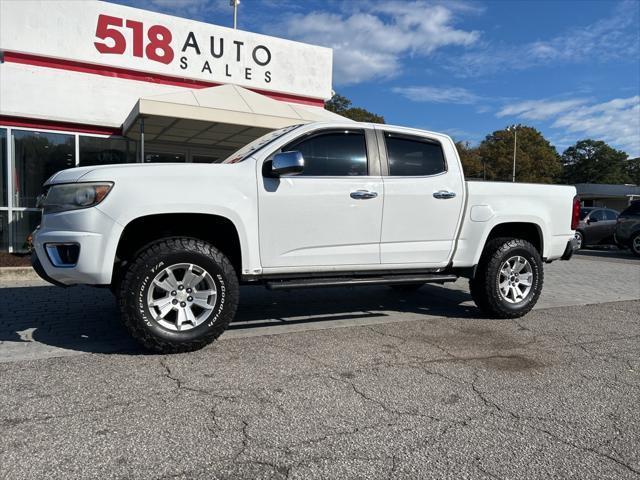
(138, 273, 152, 327)
(206, 274, 226, 327)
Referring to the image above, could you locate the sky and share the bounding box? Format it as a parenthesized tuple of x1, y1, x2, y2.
(114, 0, 640, 157)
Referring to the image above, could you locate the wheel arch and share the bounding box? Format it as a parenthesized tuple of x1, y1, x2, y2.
(466, 221, 544, 271)
(484, 221, 544, 254)
(113, 213, 244, 282)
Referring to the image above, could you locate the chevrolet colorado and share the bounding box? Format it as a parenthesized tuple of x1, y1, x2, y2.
(32, 121, 579, 352)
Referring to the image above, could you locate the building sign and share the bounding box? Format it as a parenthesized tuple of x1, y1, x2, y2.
(0, 0, 333, 100)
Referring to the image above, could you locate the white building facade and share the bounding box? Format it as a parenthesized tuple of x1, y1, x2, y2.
(0, 0, 333, 251)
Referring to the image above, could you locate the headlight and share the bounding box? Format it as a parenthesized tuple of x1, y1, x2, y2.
(42, 182, 113, 214)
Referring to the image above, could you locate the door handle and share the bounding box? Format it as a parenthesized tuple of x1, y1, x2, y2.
(350, 190, 378, 200)
(433, 190, 456, 199)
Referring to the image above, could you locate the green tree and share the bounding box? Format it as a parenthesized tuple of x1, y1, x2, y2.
(324, 94, 351, 114)
(561, 140, 631, 184)
(477, 126, 562, 183)
(625, 157, 640, 185)
(325, 93, 385, 123)
(455, 141, 484, 179)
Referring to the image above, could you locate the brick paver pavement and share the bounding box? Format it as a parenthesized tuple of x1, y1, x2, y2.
(1, 250, 638, 363)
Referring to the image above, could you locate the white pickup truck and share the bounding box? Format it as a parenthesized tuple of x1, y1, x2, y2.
(32, 121, 579, 352)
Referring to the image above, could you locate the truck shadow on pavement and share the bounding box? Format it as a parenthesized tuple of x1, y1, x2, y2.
(0, 282, 480, 357)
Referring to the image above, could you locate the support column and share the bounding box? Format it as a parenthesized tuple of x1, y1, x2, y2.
(139, 117, 145, 163)
(6, 128, 14, 253)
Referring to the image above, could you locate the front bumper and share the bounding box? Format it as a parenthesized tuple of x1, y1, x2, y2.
(31, 207, 122, 286)
(31, 251, 68, 287)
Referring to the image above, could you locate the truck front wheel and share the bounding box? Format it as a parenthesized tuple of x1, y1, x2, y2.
(469, 238, 543, 318)
(118, 238, 239, 353)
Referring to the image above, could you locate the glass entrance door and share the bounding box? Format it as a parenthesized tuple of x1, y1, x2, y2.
(9, 129, 75, 252)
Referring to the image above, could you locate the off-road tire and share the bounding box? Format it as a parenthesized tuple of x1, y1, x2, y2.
(118, 238, 239, 353)
(390, 283, 424, 292)
(630, 233, 640, 258)
(469, 237, 543, 319)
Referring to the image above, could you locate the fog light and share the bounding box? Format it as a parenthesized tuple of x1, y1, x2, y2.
(45, 243, 80, 267)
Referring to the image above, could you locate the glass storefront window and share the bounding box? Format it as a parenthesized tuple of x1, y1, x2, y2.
(79, 136, 137, 166)
(1, 129, 7, 207)
(12, 210, 40, 252)
(145, 151, 186, 163)
(13, 130, 75, 208)
(0, 211, 8, 250)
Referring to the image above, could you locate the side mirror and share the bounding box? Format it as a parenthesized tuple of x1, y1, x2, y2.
(272, 151, 304, 176)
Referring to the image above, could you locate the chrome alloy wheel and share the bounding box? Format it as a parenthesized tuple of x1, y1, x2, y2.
(146, 263, 217, 331)
(633, 235, 640, 254)
(498, 256, 534, 304)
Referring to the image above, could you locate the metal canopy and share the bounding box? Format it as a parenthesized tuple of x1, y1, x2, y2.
(123, 85, 348, 159)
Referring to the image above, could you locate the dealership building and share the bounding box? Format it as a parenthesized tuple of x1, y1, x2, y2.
(0, 0, 338, 252)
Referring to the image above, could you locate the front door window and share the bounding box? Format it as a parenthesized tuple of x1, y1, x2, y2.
(285, 131, 368, 176)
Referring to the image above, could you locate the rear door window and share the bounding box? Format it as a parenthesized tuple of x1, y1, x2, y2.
(384, 133, 446, 176)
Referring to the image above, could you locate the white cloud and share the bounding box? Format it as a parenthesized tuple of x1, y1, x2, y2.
(496, 99, 589, 121)
(281, 1, 479, 85)
(498, 95, 640, 156)
(451, 0, 640, 76)
(552, 96, 640, 156)
(392, 85, 479, 104)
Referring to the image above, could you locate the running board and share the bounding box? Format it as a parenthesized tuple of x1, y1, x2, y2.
(265, 273, 458, 290)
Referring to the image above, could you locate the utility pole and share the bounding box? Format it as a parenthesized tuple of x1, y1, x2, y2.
(230, 0, 240, 29)
(512, 128, 517, 183)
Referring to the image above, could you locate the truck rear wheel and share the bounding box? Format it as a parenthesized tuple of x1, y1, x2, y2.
(469, 238, 543, 318)
(118, 238, 239, 353)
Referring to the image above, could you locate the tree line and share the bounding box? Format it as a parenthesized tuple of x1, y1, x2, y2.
(326, 93, 639, 185)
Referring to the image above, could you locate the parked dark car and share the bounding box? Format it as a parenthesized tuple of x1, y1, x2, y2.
(574, 207, 619, 249)
(615, 200, 640, 257)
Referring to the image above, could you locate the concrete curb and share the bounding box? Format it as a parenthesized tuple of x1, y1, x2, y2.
(0, 266, 41, 282)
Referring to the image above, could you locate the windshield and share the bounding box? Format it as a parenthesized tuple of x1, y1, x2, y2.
(579, 208, 592, 220)
(222, 124, 302, 164)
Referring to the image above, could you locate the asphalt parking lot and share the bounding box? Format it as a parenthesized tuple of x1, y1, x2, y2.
(0, 249, 639, 479)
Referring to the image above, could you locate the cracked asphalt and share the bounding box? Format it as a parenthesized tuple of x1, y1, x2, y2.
(1, 249, 639, 479)
(1, 297, 639, 479)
